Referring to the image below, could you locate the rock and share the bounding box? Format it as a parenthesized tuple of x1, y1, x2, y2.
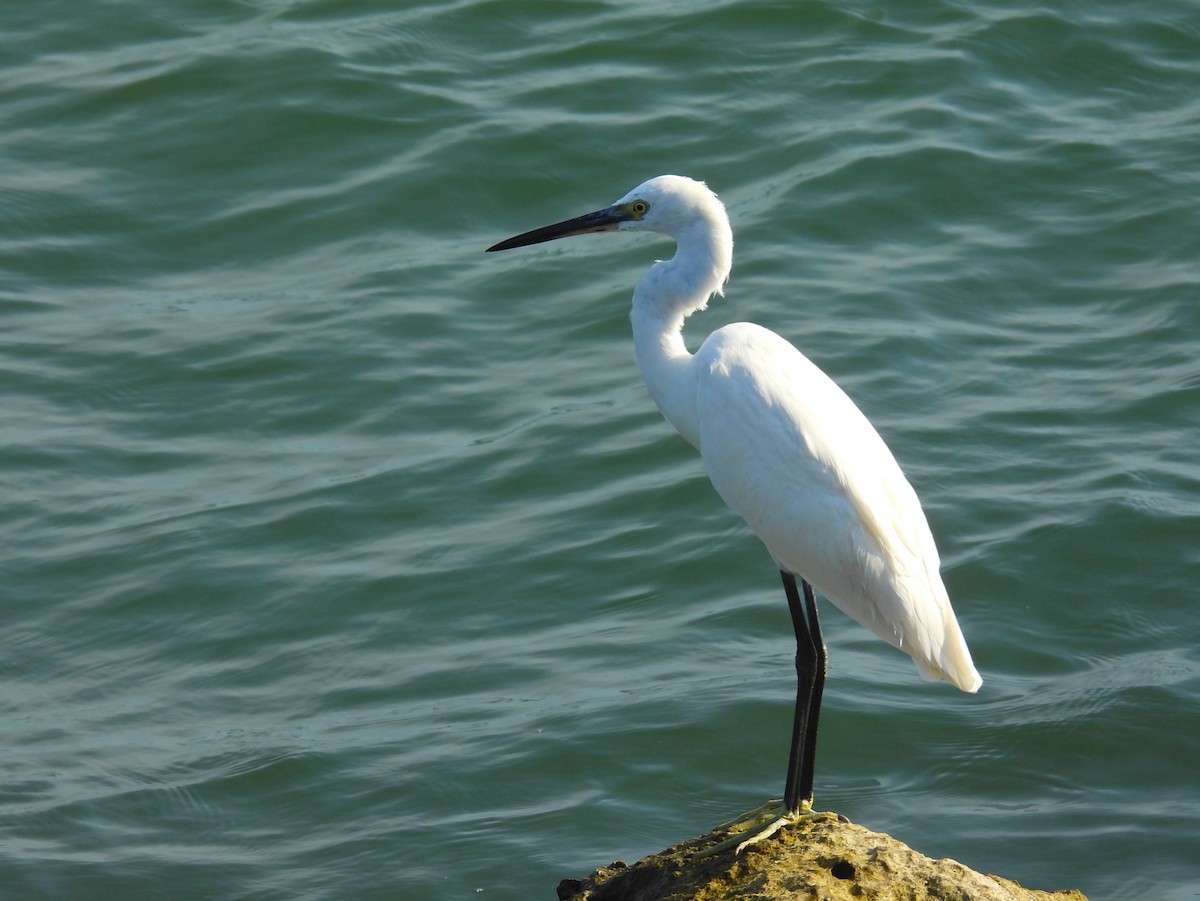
(557, 814, 1087, 901)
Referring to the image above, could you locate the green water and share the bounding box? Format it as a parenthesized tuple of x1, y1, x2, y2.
(2, 2, 1198, 899)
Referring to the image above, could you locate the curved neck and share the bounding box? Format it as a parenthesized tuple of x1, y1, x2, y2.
(630, 219, 731, 448)
(632, 299, 698, 446)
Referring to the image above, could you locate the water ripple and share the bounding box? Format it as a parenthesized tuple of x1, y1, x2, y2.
(3, 1, 1199, 899)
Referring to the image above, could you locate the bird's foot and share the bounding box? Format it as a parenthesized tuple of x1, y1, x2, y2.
(693, 799, 840, 858)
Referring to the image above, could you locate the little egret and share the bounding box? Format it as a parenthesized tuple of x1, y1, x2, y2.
(487, 175, 981, 853)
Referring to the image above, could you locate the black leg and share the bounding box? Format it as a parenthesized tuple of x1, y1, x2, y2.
(798, 578, 826, 806)
(781, 572, 827, 814)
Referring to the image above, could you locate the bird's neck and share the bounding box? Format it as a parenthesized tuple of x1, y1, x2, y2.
(630, 220, 732, 448)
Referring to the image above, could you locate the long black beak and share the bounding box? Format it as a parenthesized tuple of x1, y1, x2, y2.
(486, 205, 631, 252)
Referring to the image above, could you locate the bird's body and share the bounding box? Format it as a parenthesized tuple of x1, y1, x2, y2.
(686, 320, 977, 689)
(488, 174, 980, 852)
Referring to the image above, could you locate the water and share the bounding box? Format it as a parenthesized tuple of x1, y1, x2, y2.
(2, 2, 1198, 898)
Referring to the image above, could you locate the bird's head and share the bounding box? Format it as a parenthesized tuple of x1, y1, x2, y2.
(486, 175, 727, 252)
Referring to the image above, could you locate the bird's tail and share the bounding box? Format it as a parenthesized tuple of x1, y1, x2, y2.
(915, 608, 982, 693)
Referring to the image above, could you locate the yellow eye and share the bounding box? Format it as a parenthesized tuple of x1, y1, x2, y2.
(629, 199, 650, 218)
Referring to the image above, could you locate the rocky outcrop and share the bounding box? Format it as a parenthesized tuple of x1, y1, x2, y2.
(557, 814, 1087, 901)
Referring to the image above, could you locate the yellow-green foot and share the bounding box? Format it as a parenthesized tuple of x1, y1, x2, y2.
(694, 799, 838, 857)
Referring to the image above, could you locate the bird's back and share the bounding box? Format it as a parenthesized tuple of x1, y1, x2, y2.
(693, 322, 981, 692)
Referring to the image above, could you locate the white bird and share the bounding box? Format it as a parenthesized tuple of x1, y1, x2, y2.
(487, 175, 981, 854)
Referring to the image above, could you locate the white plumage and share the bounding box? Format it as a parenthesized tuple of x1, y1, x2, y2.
(693, 321, 978, 689)
(611, 175, 980, 692)
(488, 174, 981, 846)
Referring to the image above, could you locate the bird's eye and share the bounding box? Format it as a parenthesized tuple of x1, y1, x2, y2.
(629, 200, 650, 218)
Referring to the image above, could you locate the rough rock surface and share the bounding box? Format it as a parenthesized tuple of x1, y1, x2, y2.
(557, 814, 1087, 901)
